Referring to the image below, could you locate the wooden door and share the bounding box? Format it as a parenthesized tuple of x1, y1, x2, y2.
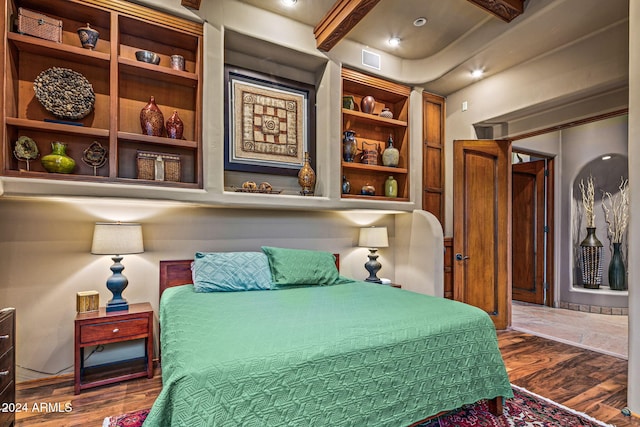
(512, 160, 546, 305)
(453, 140, 511, 329)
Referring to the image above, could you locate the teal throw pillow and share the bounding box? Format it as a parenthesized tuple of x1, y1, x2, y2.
(193, 252, 272, 292)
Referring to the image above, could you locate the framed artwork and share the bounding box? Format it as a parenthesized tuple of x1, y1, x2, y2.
(224, 66, 316, 176)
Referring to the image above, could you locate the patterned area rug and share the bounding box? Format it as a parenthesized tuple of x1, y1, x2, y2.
(102, 385, 613, 427)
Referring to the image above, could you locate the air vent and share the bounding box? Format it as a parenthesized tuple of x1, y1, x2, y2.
(362, 49, 381, 70)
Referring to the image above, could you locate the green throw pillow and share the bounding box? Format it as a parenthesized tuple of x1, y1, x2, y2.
(261, 246, 349, 287)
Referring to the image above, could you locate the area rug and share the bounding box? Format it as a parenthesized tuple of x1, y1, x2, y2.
(103, 384, 614, 427)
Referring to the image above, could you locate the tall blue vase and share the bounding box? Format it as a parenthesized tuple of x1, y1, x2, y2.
(608, 242, 626, 290)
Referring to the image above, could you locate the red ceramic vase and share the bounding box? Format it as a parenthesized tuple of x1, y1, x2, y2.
(166, 110, 184, 139)
(140, 96, 164, 136)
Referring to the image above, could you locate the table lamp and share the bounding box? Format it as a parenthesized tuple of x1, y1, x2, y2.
(91, 222, 144, 312)
(358, 226, 389, 283)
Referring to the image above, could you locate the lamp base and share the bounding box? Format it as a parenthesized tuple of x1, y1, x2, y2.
(364, 249, 382, 283)
(106, 300, 129, 312)
(105, 255, 129, 313)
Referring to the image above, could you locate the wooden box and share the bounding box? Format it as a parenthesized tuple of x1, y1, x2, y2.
(17, 8, 63, 43)
(76, 291, 99, 313)
(137, 151, 181, 182)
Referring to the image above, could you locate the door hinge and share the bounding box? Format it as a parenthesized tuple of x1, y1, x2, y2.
(543, 282, 549, 290)
(544, 169, 549, 176)
(543, 225, 549, 233)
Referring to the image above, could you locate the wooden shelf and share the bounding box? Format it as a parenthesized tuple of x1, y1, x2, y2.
(341, 68, 410, 201)
(6, 118, 109, 138)
(2, 0, 203, 189)
(342, 108, 407, 127)
(119, 57, 198, 87)
(8, 32, 111, 66)
(341, 194, 409, 202)
(342, 162, 408, 175)
(117, 131, 198, 149)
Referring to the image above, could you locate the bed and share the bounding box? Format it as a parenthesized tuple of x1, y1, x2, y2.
(144, 249, 512, 426)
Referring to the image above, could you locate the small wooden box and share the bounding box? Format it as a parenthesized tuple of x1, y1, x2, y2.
(76, 291, 99, 313)
(17, 8, 63, 43)
(137, 151, 181, 182)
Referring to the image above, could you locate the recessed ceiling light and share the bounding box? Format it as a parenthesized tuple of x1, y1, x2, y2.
(281, 0, 297, 6)
(602, 155, 612, 160)
(471, 69, 484, 78)
(388, 37, 401, 47)
(413, 17, 427, 27)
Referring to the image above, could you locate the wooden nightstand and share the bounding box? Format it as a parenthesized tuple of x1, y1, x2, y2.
(74, 302, 153, 395)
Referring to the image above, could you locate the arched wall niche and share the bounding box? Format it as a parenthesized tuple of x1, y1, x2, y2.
(572, 154, 629, 293)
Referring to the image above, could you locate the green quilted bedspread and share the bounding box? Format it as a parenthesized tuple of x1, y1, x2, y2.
(143, 282, 512, 427)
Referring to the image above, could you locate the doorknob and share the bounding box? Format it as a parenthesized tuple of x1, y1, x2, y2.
(455, 253, 470, 261)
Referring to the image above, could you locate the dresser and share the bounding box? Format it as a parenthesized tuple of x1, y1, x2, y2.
(0, 308, 15, 427)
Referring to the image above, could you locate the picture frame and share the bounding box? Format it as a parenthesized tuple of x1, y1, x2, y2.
(224, 65, 316, 176)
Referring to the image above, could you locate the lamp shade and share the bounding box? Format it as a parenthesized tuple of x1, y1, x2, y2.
(358, 226, 389, 248)
(91, 222, 144, 255)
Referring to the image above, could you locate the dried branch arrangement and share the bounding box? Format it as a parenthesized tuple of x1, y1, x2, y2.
(579, 175, 596, 228)
(602, 177, 629, 243)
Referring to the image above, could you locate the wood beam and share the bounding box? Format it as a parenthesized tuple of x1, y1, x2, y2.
(181, 0, 202, 10)
(466, 0, 525, 22)
(313, 0, 381, 52)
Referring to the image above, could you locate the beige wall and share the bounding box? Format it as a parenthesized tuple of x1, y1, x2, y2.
(0, 197, 443, 382)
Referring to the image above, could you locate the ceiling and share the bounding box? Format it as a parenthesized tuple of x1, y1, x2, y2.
(235, 0, 629, 95)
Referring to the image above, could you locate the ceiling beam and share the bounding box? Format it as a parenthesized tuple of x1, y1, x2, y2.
(314, 0, 381, 52)
(466, 0, 525, 22)
(181, 0, 202, 10)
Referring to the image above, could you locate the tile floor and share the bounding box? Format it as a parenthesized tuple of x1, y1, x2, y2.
(511, 301, 628, 359)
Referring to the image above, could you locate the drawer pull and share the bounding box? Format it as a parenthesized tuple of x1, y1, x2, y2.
(0, 335, 8, 340)
(0, 370, 9, 376)
(113, 328, 120, 333)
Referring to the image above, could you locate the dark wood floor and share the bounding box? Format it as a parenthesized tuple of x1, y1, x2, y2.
(14, 330, 640, 426)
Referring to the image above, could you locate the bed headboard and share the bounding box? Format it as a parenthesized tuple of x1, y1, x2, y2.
(159, 254, 340, 298)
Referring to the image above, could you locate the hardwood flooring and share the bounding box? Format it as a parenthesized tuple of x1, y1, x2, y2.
(13, 330, 640, 426)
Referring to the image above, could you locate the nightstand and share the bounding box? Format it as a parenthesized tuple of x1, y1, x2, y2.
(74, 302, 153, 394)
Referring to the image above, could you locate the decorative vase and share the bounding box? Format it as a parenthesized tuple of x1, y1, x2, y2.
(343, 130, 357, 162)
(361, 95, 375, 114)
(77, 23, 100, 50)
(360, 140, 379, 165)
(580, 227, 603, 289)
(140, 96, 164, 137)
(361, 183, 375, 196)
(379, 107, 393, 119)
(608, 242, 626, 290)
(41, 142, 76, 174)
(298, 152, 316, 196)
(342, 175, 351, 194)
(384, 176, 398, 197)
(166, 110, 184, 139)
(382, 134, 399, 167)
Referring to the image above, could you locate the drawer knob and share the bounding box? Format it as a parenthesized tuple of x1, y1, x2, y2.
(113, 328, 120, 333)
(0, 335, 8, 340)
(0, 370, 9, 376)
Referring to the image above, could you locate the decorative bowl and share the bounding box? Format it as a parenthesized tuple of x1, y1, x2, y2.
(135, 50, 160, 65)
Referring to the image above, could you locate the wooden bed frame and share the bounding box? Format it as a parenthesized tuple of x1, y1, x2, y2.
(157, 258, 504, 421)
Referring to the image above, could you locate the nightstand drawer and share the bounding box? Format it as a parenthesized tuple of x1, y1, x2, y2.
(80, 317, 149, 344)
(0, 313, 13, 358)
(0, 349, 13, 396)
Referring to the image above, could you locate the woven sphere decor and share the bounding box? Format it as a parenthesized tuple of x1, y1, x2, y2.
(33, 67, 95, 120)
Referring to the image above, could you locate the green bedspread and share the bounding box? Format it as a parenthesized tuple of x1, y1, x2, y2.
(143, 282, 512, 427)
